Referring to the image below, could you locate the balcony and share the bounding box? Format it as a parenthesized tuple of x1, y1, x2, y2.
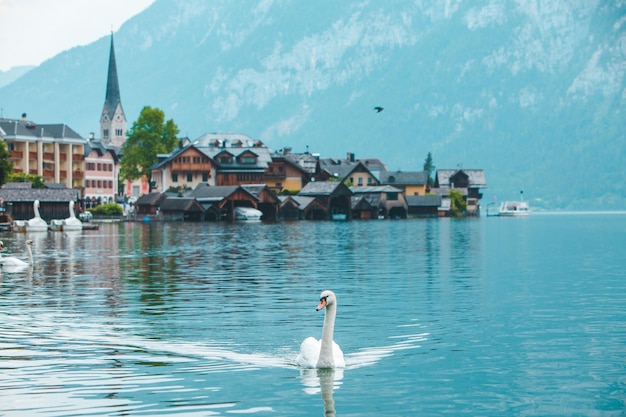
(13, 168, 23, 173)
(29, 151, 38, 160)
(72, 154, 84, 161)
(171, 162, 212, 171)
(59, 153, 67, 161)
(29, 169, 38, 175)
(43, 169, 54, 178)
(264, 172, 286, 179)
(43, 152, 55, 161)
(10, 150, 23, 159)
(60, 170, 67, 179)
(73, 170, 84, 179)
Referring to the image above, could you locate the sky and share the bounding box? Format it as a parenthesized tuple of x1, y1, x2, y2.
(0, 0, 155, 72)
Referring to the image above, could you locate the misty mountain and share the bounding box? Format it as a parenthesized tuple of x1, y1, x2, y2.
(0, 65, 34, 89)
(1, 0, 624, 210)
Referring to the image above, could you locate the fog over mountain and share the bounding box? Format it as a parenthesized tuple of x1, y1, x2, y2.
(1, 0, 624, 210)
(0, 66, 34, 88)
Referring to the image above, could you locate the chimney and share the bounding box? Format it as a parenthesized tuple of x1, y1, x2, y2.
(347, 152, 355, 162)
(21, 113, 27, 121)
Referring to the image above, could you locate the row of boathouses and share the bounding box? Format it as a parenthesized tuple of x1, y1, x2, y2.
(0, 165, 487, 224)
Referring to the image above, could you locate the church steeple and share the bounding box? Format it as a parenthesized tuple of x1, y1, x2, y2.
(100, 32, 127, 147)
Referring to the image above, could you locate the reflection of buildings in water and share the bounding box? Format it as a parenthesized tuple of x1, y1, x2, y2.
(34, 225, 124, 313)
(300, 368, 342, 417)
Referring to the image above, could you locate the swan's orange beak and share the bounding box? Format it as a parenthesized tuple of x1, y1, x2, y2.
(316, 298, 327, 311)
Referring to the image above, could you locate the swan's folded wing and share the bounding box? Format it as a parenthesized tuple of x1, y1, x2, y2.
(332, 341, 345, 368)
(296, 337, 320, 368)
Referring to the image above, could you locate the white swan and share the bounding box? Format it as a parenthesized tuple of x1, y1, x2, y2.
(296, 290, 345, 369)
(26, 200, 48, 232)
(0, 239, 34, 267)
(62, 201, 83, 231)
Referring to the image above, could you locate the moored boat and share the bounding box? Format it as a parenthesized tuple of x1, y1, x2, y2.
(234, 206, 263, 221)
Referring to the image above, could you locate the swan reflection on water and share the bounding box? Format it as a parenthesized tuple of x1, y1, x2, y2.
(300, 368, 342, 417)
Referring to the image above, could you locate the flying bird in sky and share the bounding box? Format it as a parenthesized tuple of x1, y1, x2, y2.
(374, 106, 384, 113)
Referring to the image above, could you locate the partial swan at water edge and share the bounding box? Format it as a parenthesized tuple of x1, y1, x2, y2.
(0, 239, 34, 267)
(296, 290, 345, 369)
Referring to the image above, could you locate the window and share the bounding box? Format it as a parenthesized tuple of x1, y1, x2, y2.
(103, 129, 109, 139)
(367, 177, 372, 184)
(115, 129, 123, 136)
(387, 192, 398, 201)
(202, 172, 209, 182)
(240, 156, 256, 164)
(172, 173, 179, 182)
(219, 156, 232, 164)
(358, 177, 363, 185)
(186, 172, 193, 182)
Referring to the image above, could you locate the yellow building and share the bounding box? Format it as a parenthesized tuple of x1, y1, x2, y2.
(379, 171, 429, 196)
(1, 114, 86, 189)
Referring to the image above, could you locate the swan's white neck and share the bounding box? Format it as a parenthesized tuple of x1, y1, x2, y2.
(27, 245, 33, 265)
(69, 201, 76, 220)
(317, 302, 337, 368)
(34, 201, 41, 218)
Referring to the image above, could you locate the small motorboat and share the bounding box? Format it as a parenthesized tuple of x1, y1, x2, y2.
(234, 206, 263, 221)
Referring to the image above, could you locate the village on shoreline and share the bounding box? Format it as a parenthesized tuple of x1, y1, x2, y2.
(0, 34, 488, 227)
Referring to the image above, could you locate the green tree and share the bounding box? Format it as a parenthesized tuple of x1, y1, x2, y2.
(120, 106, 179, 183)
(423, 151, 435, 187)
(449, 189, 467, 217)
(0, 141, 14, 186)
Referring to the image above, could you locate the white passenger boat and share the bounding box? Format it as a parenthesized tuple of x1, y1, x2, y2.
(498, 201, 530, 216)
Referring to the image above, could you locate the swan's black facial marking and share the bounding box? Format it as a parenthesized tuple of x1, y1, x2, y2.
(316, 295, 329, 311)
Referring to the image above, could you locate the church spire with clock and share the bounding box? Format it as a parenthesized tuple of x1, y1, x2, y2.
(100, 32, 127, 147)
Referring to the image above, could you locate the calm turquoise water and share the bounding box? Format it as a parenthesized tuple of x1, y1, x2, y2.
(1, 214, 625, 416)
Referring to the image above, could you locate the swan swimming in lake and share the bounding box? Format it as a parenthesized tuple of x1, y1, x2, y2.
(296, 290, 345, 369)
(62, 200, 83, 231)
(26, 200, 48, 232)
(0, 239, 34, 267)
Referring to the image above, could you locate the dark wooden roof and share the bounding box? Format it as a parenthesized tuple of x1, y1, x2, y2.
(160, 197, 204, 212)
(349, 185, 403, 194)
(299, 181, 352, 197)
(135, 192, 166, 206)
(435, 169, 487, 188)
(351, 196, 374, 210)
(405, 195, 442, 207)
(189, 184, 240, 201)
(0, 183, 80, 202)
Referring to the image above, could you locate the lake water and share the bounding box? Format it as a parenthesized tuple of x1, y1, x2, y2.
(1, 213, 625, 416)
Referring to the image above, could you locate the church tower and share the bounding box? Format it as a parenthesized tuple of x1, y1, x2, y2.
(100, 33, 127, 147)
